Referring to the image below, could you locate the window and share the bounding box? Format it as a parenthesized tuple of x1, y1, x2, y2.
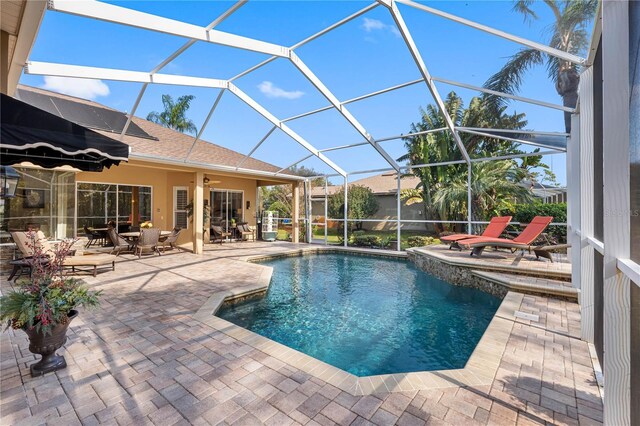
(76, 183, 152, 232)
(174, 187, 189, 230)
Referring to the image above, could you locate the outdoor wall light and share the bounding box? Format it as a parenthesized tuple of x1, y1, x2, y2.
(0, 166, 20, 198)
(246, 201, 251, 210)
(204, 177, 210, 185)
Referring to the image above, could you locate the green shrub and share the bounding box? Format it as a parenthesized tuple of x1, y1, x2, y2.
(406, 236, 438, 248)
(501, 202, 567, 243)
(351, 235, 383, 247)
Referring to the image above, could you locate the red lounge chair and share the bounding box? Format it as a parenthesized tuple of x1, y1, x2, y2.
(440, 216, 512, 247)
(455, 216, 554, 257)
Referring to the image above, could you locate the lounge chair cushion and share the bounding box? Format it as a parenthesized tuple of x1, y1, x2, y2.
(440, 216, 512, 242)
(63, 253, 117, 267)
(456, 216, 553, 247)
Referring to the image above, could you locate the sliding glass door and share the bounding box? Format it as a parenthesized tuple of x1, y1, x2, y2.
(210, 190, 243, 231)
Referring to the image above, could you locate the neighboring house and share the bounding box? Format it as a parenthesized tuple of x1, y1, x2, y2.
(310, 173, 425, 231)
(1, 85, 301, 249)
(528, 182, 567, 203)
(310, 173, 565, 233)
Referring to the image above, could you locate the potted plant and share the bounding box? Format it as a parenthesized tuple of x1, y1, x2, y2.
(0, 234, 101, 377)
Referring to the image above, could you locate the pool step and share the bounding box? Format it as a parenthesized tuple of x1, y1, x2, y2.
(471, 270, 578, 301)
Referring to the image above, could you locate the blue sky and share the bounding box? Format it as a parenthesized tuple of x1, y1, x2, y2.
(19, 0, 595, 186)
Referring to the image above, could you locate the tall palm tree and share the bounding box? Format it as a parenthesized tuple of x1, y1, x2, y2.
(399, 92, 529, 232)
(146, 94, 198, 135)
(484, 0, 597, 132)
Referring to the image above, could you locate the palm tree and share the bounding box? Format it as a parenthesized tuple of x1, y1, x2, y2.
(399, 92, 530, 232)
(484, 0, 598, 132)
(146, 94, 198, 134)
(432, 160, 534, 222)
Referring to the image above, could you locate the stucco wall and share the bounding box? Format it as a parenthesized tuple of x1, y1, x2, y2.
(76, 160, 262, 246)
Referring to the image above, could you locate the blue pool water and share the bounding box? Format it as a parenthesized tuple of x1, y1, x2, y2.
(217, 254, 502, 376)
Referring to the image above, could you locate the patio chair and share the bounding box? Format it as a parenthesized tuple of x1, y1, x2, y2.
(238, 224, 256, 242)
(107, 227, 133, 256)
(211, 225, 231, 245)
(135, 228, 162, 258)
(83, 225, 103, 248)
(440, 216, 512, 248)
(454, 216, 554, 258)
(159, 228, 182, 252)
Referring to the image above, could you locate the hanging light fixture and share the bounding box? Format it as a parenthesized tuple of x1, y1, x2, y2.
(0, 166, 20, 198)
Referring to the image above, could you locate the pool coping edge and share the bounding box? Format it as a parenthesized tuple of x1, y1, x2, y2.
(193, 249, 522, 396)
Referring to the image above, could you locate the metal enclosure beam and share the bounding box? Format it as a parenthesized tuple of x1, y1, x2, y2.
(432, 77, 574, 113)
(227, 83, 347, 177)
(456, 128, 567, 152)
(25, 62, 228, 88)
(397, 0, 586, 65)
(121, 2, 247, 139)
(382, 0, 471, 164)
(184, 89, 226, 161)
(48, 0, 290, 57)
(237, 126, 277, 169)
(231, 2, 378, 82)
(289, 52, 400, 171)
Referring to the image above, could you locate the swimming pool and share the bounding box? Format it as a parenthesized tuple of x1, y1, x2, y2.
(217, 253, 502, 377)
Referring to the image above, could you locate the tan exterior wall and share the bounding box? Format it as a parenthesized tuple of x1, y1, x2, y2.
(76, 160, 278, 247)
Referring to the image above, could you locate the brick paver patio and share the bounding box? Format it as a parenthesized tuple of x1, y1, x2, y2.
(1, 242, 603, 425)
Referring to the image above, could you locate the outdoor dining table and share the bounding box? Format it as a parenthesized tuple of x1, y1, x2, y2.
(119, 230, 172, 240)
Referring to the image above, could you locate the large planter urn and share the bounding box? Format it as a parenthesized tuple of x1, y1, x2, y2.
(23, 310, 77, 377)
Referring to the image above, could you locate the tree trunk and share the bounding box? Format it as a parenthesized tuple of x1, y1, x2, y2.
(557, 68, 580, 133)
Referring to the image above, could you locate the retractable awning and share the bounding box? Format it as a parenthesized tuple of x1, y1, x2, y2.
(1, 93, 129, 171)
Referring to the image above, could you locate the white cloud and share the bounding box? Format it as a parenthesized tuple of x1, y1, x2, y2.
(361, 17, 400, 38)
(362, 18, 386, 32)
(41, 76, 110, 100)
(257, 81, 304, 100)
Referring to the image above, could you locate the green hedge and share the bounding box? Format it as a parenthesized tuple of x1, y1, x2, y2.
(406, 236, 439, 248)
(501, 202, 567, 242)
(351, 235, 384, 248)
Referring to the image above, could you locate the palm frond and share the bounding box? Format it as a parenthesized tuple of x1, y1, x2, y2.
(483, 48, 543, 110)
(512, 0, 538, 23)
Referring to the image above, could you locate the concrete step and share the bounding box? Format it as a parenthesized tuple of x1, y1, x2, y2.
(472, 270, 578, 300)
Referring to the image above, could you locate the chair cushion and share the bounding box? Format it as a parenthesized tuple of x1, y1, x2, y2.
(64, 253, 117, 267)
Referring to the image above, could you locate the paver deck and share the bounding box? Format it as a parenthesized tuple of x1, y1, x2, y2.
(1, 241, 602, 425)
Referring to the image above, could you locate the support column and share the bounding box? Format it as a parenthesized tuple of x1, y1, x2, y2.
(396, 172, 401, 252)
(292, 183, 300, 243)
(579, 67, 595, 343)
(343, 176, 348, 247)
(1, 31, 9, 95)
(192, 171, 204, 254)
(567, 113, 581, 296)
(602, 1, 631, 423)
(467, 163, 472, 233)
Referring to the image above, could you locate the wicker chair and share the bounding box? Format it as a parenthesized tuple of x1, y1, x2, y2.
(107, 227, 133, 256)
(159, 228, 182, 252)
(135, 228, 162, 258)
(83, 225, 101, 248)
(238, 224, 255, 241)
(211, 225, 231, 245)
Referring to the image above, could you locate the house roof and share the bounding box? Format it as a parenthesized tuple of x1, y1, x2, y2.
(14, 85, 298, 180)
(310, 173, 420, 197)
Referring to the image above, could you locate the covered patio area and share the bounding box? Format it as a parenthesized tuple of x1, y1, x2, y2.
(1, 243, 602, 425)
